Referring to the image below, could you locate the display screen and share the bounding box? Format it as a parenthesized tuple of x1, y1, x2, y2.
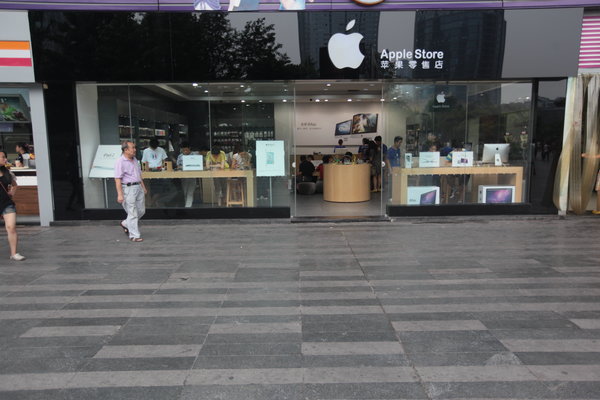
(486, 188, 513, 203)
(335, 120, 351, 136)
(351, 113, 378, 134)
(420, 190, 437, 205)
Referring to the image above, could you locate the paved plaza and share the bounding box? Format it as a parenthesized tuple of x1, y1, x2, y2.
(0, 217, 599, 399)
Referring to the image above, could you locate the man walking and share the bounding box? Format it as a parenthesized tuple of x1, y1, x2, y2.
(115, 141, 147, 242)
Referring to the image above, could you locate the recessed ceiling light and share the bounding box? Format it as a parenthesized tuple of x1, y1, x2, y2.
(347, 99, 352, 102)
(324, 99, 328, 102)
(326, 83, 331, 87)
(192, 83, 199, 87)
(204, 90, 209, 93)
(315, 99, 320, 102)
(259, 100, 263, 103)
(393, 97, 397, 100)
(380, 98, 385, 102)
(241, 100, 245, 103)
(240, 84, 245, 88)
(283, 99, 287, 102)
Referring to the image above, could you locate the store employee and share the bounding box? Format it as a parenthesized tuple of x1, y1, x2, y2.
(387, 136, 403, 168)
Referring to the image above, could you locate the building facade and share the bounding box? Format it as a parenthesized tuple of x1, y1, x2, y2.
(0, 2, 591, 223)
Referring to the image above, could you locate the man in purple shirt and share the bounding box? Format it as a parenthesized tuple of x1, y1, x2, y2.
(114, 141, 147, 242)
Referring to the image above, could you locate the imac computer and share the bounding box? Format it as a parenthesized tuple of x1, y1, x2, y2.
(481, 143, 510, 164)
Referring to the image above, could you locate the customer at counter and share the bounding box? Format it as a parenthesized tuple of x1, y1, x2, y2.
(232, 145, 252, 170)
(315, 155, 331, 181)
(358, 138, 370, 161)
(387, 136, 403, 168)
(176, 142, 199, 208)
(0, 150, 25, 260)
(206, 147, 228, 206)
(142, 138, 168, 207)
(14, 143, 30, 168)
(298, 155, 315, 182)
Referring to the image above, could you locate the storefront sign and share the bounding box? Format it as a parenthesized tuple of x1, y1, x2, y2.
(0, 11, 35, 82)
(327, 20, 365, 70)
(379, 48, 444, 71)
(256, 140, 285, 177)
(89, 145, 123, 178)
(182, 154, 203, 171)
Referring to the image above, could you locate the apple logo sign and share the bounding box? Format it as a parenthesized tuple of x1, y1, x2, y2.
(436, 92, 446, 103)
(327, 20, 365, 69)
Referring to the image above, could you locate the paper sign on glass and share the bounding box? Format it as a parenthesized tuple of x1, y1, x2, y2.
(182, 154, 203, 171)
(257, 140, 285, 177)
(419, 152, 440, 167)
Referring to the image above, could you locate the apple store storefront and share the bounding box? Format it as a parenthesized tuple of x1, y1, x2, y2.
(30, 8, 581, 221)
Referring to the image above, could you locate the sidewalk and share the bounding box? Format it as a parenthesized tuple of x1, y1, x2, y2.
(0, 218, 598, 399)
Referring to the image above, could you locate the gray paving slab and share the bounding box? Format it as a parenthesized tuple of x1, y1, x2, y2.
(1, 218, 600, 398)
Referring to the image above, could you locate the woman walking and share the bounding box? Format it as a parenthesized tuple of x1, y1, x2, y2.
(0, 151, 25, 261)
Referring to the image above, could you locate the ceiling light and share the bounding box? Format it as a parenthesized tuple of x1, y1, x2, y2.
(347, 99, 352, 102)
(283, 99, 287, 102)
(326, 83, 331, 87)
(393, 97, 397, 100)
(315, 99, 320, 102)
(204, 90, 209, 93)
(324, 99, 328, 102)
(192, 83, 199, 87)
(240, 84, 245, 88)
(380, 98, 385, 102)
(259, 100, 263, 103)
(241, 100, 245, 103)
(284, 89, 288, 92)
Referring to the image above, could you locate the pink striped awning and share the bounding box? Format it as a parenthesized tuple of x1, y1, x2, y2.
(579, 15, 600, 69)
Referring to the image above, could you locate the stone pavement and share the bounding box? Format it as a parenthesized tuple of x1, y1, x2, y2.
(0, 217, 599, 399)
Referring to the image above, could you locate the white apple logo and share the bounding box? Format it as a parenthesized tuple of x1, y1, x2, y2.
(436, 92, 446, 103)
(328, 20, 365, 69)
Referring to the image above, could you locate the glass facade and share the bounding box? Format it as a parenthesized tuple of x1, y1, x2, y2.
(76, 79, 535, 216)
(77, 82, 293, 211)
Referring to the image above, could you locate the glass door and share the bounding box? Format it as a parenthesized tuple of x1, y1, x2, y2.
(292, 80, 386, 219)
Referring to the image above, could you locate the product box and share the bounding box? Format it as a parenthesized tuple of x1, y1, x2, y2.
(407, 186, 440, 205)
(478, 185, 515, 203)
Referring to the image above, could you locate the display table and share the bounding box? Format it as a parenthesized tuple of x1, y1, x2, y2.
(142, 169, 255, 207)
(391, 165, 524, 205)
(11, 168, 39, 215)
(323, 163, 371, 203)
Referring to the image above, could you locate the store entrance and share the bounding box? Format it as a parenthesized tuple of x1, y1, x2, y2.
(292, 81, 386, 219)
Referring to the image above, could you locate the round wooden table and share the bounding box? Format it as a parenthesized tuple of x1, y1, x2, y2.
(323, 163, 371, 203)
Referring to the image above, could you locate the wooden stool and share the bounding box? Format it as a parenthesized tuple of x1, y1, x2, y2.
(226, 178, 245, 207)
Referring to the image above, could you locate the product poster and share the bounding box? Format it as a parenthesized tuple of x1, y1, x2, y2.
(89, 145, 125, 178)
(256, 140, 285, 177)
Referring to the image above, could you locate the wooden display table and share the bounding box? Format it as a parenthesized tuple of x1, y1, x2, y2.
(142, 169, 255, 207)
(391, 165, 524, 205)
(323, 163, 371, 203)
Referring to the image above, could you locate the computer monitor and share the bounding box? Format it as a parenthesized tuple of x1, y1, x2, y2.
(420, 190, 437, 205)
(481, 143, 510, 163)
(351, 113, 378, 134)
(335, 120, 351, 136)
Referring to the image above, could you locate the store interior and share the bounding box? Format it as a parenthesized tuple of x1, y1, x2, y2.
(76, 80, 534, 218)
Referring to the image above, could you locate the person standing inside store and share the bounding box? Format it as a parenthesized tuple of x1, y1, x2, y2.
(115, 141, 147, 242)
(369, 140, 383, 192)
(333, 139, 346, 153)
(206, 147, 228, 207)
(14, 143, 30, 168)
(142, 138, 167, 206)
(386, 136, 403, 194)
(0, 150, 25, 261)
(582, 152, 600, 214)
(358, 138, 370, 161)
(176, 142, 199, 208)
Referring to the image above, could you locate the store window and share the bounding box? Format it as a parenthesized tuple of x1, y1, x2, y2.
(76, 82, 293, 211)
(384, 82, 532, 207)
(0, 88, 39, 218)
